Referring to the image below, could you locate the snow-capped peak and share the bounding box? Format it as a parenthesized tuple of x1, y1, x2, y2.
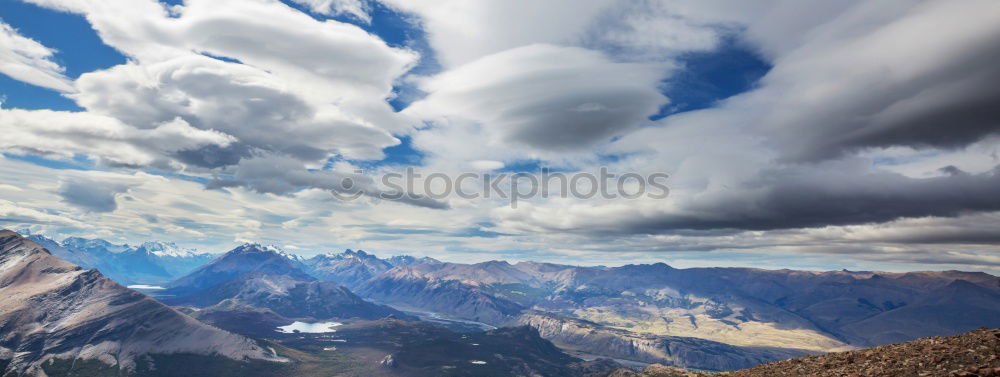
(341, 249, 373, 259)
(234, 243, 304, 262)
(61, 236, 128, 253)
(137, 241, 198, 258)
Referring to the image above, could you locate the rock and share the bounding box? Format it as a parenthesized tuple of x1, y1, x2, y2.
(379, 354, 397, 368)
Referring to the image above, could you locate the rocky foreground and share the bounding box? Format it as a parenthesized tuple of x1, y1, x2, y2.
(592, 328, 1000, 377)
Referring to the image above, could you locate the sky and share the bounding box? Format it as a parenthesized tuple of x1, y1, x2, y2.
(1, 0, 999, 273)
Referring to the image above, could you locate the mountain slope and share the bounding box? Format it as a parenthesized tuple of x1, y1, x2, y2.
(839, 279, 1000, 345)
(166, 243, 312, 296)
(519, 312, 810, 372)
(0, 230, 282, 376)
(356, 269, 525, 325)
(178, 272, 410, 321)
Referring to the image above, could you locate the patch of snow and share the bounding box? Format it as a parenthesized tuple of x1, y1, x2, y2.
(470, 360, 487, 365)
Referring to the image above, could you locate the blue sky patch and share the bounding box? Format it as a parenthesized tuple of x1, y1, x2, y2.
(653, 37, 771, 119)
(1, 0, 127, 78)
(3, 153, 96, 170)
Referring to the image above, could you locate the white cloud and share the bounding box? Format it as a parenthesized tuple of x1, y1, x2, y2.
(73, 55, 399, 164)
(406, 44, 668, 151)
(0, 199, 81, 227)
(0, 108, 233, 167)
(0, 21, 74, 92)
(9, 0, 422, 197)
(581, 0, 747, 61)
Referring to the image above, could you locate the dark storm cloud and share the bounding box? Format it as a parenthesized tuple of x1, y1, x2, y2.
(57, 178, 133, 213)
(763, 8, 1000, 161)
(501, 163, 1000, 236)
(783, 60, 1000, 161)
(637, 165, 1000, 232)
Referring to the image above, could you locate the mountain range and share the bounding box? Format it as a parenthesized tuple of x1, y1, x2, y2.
(6, 229, 1000, 374)
(323, 254, 1000, 369)
(0, 230, 627, 376)
(25, 233, 214, 285)
(160, 243, 414, 328)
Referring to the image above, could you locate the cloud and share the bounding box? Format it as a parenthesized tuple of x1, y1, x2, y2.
(406, 44, 668, 150)
(72, 55, 401, 164)
(379, 0, 618, 67)
(743, 0, 1000, 160)
(400, 0, 1000, 162)
(290, 0, 371, 23)
(0, 21, 74, 92)
(207, 154, 450, 209)
(57, 177, 135, 213)
(3, 0, 1000, 273)
(479, 0, 1000, 240)
(0, 199, 81, 226)
(495, 163, 1000, 235)
(835, 213, 1000, 246)
(0, 108, 234, 167)
(581, 0, 741, 61)
(379, 0, 752, 66)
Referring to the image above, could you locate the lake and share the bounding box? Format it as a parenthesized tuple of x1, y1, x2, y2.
(276, 321, 343, 333)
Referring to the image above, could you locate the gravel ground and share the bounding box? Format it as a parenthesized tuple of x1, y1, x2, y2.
(593, 328, 1000, 377)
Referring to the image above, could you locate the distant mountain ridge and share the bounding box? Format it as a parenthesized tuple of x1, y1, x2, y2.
(302, 249, 440, 288)
(163, 243, 414, 324)
(0, 230, 283, 376)
(292, 251, 1000, 369)
(25, 233, 215, 285)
